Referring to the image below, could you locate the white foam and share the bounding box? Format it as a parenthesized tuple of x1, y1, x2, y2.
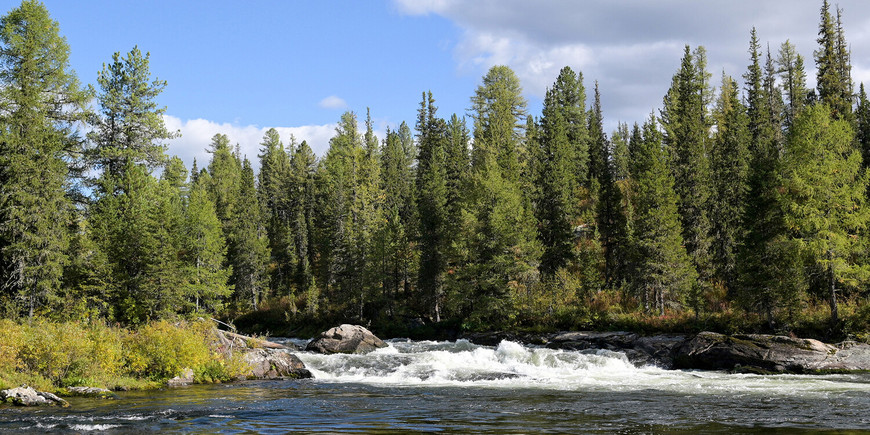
(69, 424, 121, 431)
(295, 339, 870, 397)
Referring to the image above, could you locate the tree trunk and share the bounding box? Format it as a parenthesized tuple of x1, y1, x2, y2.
(828, 263, 839, 325)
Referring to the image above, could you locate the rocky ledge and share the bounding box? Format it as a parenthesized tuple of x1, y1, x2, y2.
(464, 330, 870, 374)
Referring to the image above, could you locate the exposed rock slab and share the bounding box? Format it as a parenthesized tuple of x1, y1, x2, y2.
(244, 348, 311, 379)
(306, 324, 387, 354)
(0, 386, 69, 407)
(167, 367, 195, 387)
(673, 332, 870, 373)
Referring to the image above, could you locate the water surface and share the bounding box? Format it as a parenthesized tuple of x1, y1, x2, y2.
(2, 339, 869, 433)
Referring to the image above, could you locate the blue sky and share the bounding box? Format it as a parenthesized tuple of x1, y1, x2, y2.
(29, 0, 870, 169)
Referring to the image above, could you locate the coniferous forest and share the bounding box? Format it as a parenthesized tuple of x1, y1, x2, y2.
(4, 0, 870, 341)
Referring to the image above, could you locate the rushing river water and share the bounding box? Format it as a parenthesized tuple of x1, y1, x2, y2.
(2, 339, 870, 433)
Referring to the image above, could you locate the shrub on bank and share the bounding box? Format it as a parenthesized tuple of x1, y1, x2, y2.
(0, 318, 249, 393)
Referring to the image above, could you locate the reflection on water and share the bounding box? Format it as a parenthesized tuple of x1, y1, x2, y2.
(2, 339, 869, 433)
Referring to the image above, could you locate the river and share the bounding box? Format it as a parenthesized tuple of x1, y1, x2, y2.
(2, 339, 869, 433)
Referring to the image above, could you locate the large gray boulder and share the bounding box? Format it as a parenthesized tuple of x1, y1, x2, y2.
(0, 386, 68, 407)
(673, 332, 848, 373)
(306, 324, 387, 354)
(244, 348, 312, 379)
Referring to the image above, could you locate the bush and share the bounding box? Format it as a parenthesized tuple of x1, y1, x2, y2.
(124, 320, 212, 380)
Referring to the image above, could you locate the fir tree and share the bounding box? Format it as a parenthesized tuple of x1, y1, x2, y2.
(257, 128, 293, 296)
(183, 177, 231, 313)
(815, 0, 852, 121)
(231, 158, 270, 310)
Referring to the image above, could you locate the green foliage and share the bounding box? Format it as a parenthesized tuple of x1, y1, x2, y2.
(0, 0, 89, 318)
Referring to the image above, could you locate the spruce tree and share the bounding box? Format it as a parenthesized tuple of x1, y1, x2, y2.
(777, 40, 808, 129)
(231, 158, 270, 310)
(536, 87, 575, 276)
(0, 0, 89, 317)
(257, 128, 293, 296)
(380, 126, 416, 317)
(815, 0, 852, 121)
(289, 140, 318, 313)
(738, 29, 797, 326)
(632, 116, 695, 313)
(857, 84, 870, 168)
(709, 75, 750, 291)
(183, 177, 231, 313)
(416, 92, 449, 320)
(661, 45, 712, 312)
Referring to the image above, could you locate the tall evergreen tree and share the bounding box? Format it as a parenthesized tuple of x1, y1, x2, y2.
(231, 158, 270, 310)
(257, 128, 293, 296)
(709, 74, 750, 291)
(416, 92, 449, 321)
(87, 46, 176, 180)
(738, 28, 801, 326)
(183, 176, 231, 313)
(777, 40, 808, 129)
(857, 84, 870, 168)
(468, 65, 540, 325)
(587, 84, 629, 289)
(288, 140, 318, 313)
(0, 0, 89, 317)
(632, 116, 695, 313)
(815, 0, 852, 121)
(536, 87, 575, 276)
(661, 45, 712, 312)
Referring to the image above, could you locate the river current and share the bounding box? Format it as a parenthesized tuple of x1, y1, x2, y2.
(2, 339, 870, 433)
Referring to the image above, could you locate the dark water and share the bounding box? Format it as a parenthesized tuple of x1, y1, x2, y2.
(2, 340, 870, 433)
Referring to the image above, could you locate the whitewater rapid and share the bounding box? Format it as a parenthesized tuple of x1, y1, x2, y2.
(295, 339, 870, 398)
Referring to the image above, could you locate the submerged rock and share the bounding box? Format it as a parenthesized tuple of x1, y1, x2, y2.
(0, 386, 69, 407)
(64, 386, 117, 399)
(244, 348, 312, 379)
(306, 324, 387, 354)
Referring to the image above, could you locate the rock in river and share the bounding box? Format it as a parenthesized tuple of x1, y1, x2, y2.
(0, 386, 68, 407)
(306, 324, 387, 354)
(244, 348, 312, 379)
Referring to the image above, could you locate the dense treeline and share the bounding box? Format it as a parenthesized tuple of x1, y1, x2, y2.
(3, 0, 870, 338)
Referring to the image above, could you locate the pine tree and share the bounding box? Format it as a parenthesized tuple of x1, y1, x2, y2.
(0, 0, 89, 317)
(780, 104, 870, 325)
(87, 46, 176, 180)
(709, 74, 750, 292)
(632, 116, 695, 313)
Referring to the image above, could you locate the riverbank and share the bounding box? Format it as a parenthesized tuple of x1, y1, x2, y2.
(0, 318, 308, 401)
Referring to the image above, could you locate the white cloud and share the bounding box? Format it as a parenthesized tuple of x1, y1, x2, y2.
(318, 95, 348, 110)
(162, 115, 336, 171)
(395, 0, 870, 129)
